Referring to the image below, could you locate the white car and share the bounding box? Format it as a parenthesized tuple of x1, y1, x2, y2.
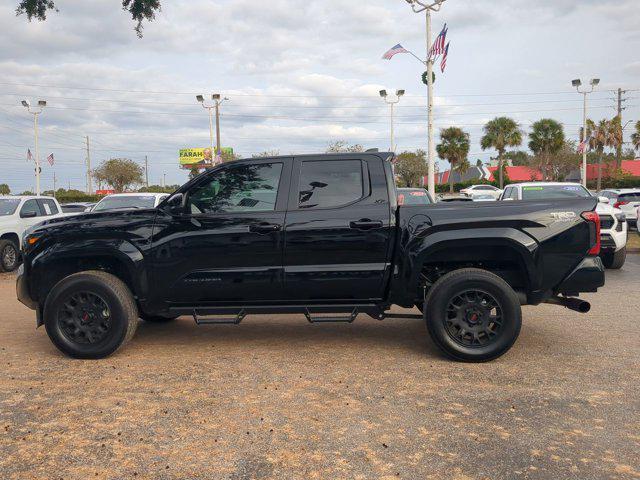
(471, 193, 497, 202)
(500, 182, 627, 269)
(460, 184, 502, 199)
(598, 189, 640, 227)
(90, 192, 169, 212)
(0, 196, 66, 272)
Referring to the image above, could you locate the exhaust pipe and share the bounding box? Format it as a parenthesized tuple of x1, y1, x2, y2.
(544, 296, 591, 313)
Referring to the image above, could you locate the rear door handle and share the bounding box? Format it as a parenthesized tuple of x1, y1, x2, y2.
(249, 223, 281, 234)
(349, 219, 383, 230)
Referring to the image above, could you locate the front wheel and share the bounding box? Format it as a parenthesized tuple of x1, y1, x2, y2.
(601, 247, 626, 270)
(0, 239, 20, 272)
(424, 268, 522, 362)
(44, 271, 138, 359)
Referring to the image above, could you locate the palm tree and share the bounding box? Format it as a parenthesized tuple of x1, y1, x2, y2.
(436, 127, 470, 193)
(631, 120, 640, 153)
(480, 117, 523, 188)
(586, 118, 619, 191)
(528, 119, 565, 180)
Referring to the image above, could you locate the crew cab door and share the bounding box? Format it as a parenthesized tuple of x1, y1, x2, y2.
(150, 158, 291, 305)
(282, 155, 393, 301)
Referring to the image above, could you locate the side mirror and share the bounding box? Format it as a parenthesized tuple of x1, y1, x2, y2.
(166, 193, 185, 215)
(21, 211, 37, 218)
(598, 196, 610, 204)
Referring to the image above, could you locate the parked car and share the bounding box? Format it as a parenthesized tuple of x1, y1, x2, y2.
(0, 195, 66, 272)
(17, 153, 604, 361)
(460, 184, 502, 199)
(60, 202, 95, 214)
(471, 193, 497, 202)
(500, 182, 627, 269)
(90, 193, 169, 212)
(598, 189, 640, 226)
(397, 188, 434, 205)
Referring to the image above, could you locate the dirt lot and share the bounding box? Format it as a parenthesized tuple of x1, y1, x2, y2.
(1, 259, 639, 480)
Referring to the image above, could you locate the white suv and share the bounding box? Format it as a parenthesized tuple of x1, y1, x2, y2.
(500, 182, 627, 269)
(0, 196, 66, 272)
(460, 184, 502, 199)
(598, 189, 640, 227)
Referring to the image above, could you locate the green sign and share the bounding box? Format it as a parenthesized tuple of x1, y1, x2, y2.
(179, 147, 234, 169)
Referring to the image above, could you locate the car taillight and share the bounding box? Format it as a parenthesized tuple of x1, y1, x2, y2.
(613, 201, 628, 209)
(581, 211, 600, 255)
(398, 194, 405, 205)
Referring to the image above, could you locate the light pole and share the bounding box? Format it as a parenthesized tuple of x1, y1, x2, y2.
(380, 89, 405, 152)
(21, 99, 46, 195)
(196, 93, 228, 166)
(572, 78, 599, 187)
(403, 0, 447, 199)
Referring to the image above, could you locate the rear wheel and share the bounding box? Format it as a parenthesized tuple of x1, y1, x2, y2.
(0, 239, 20, 272)
(424, 268, 522, 362)
(44, 271, 138, 359)
(601, 247, 626, 269)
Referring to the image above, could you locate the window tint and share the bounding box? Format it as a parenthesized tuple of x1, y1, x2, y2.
(188, 163, 283, 214)
(298, 160, 363, 209)
(39, 199, 59, 215)
(20, 199, 41, 217)
(521, 184, 591, 200)
(476, 185, 494, 191)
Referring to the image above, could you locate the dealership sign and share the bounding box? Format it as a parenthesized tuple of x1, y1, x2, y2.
(179, 147, 234, 169)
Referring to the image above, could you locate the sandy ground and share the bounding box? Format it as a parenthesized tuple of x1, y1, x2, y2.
(1, 258, 639, 480)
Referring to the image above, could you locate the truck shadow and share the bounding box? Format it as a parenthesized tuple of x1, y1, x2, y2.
(132, 314, 439, 357)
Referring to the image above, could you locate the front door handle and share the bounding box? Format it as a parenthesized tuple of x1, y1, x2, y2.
(349, 219, 383, 230)
(249, 223, 282, 234)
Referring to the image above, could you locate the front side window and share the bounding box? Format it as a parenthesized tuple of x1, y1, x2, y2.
(20, 199, 41, 217)
(188, 163, 283, 214)
(0, 198, 20, 216)
(298, 160, 363, 209)
(501, 187, 512, 199)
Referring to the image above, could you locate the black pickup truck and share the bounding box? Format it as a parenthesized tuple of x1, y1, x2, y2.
(16, 152, 605, 361)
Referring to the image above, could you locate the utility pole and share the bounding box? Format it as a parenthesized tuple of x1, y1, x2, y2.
(403, 0, 447, 200)
(196, 93, 228, 166)
(379, 89, 405, 151)
(572, 78, 599, 187)
(21, 99, 46, 195)
(162, 173, 166, 188)
(145, 155, 149, 187)
(85, 135, 92, 194)
(616, 88, 627, 167)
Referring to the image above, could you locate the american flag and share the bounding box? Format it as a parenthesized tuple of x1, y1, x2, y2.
(428, 24, 448, 59)
(440, 42, 450, 72)
(577, 139, 589, 154)
(382, 44, 409, 60)
(27, 149, 33, 162)
(46, 153, 54, 166)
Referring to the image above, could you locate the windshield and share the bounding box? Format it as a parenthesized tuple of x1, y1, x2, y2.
(618, 193, 640, 203)
(521, 185, 591, 200)
(0, 198, 20, 216)
(93, 195, 157, 212)
(398, 190, 432, 205)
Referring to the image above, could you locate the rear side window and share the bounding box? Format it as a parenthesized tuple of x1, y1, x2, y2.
(618, 193, 640, 202)
(298, 160, 363, 209)
(39, 199, 59, 215)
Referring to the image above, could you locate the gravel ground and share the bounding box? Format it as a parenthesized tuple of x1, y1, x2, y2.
(1, 259, 639, 480)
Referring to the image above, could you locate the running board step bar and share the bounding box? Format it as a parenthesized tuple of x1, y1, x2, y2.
(304, 307, 358, 323)
(192, 309, 246, 325)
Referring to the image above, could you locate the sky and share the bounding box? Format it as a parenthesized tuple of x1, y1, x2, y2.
(0, 0, 639, 193)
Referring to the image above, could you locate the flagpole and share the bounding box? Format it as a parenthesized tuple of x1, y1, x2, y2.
(425, 9, 436, 199)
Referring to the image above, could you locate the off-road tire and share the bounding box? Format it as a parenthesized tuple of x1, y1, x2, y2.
(0, 239, 20, 272)
(601, 247, 626, 270)
(424, 268, 522, 362)
(44, 270, 138, 359)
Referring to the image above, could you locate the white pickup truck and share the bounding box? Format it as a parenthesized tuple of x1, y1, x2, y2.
(0, 196, 66, 272)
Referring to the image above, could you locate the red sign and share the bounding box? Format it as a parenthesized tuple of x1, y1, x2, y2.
(96, 189, 115, 196)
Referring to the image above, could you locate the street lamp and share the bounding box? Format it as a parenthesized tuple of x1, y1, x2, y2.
(380, 89, 405, 152)
(196, 93, 228, 166)
(402, 0, 447, 199)
(21, 99, 46, 195)
(573, 78, 599, 187)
